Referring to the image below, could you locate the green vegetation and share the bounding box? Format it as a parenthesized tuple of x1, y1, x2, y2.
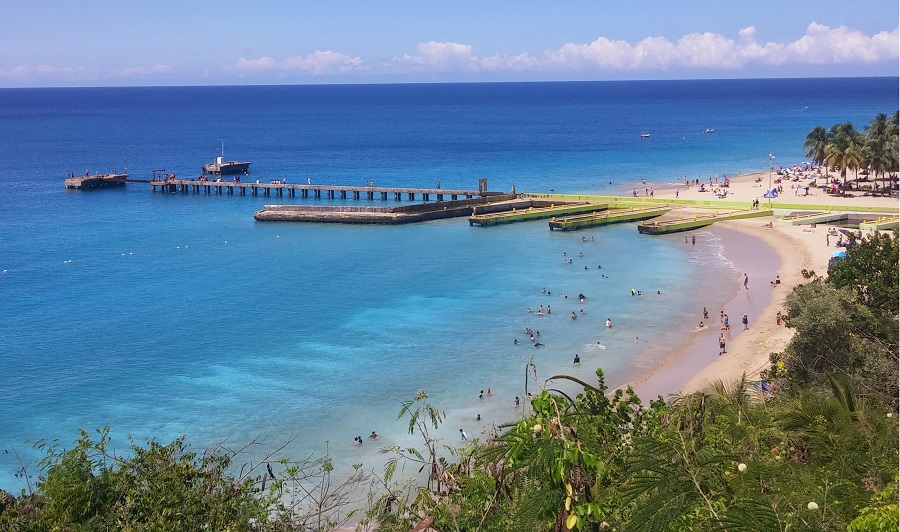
(804, 112, 899, 190)
(1, 239, 897, 530)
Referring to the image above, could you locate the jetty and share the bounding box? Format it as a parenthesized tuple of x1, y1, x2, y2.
(549, 205, 672, 231)
(255, 194, 517, 224)
(150, 178, 488, 202)
(637, 207, 771, 234)
(65, 173, 129, 190)
(468, 198, 609, 227)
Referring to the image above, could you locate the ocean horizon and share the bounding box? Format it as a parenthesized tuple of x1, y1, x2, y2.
(1, 77, 896, 490)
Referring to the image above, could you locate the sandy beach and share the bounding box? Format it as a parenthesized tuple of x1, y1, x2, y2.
(624, 169, 897, 399)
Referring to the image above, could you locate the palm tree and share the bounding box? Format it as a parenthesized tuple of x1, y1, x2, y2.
(864, 113, 891, 191)
(804, 125, 829, 170)
(825, 124, 863, 189)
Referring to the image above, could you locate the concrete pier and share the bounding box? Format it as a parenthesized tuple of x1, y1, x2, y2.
(65, 173, 129, 190)
(254, 194, 518, 224)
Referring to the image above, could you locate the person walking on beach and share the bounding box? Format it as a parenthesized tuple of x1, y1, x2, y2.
(692, 235, 696, 245)
(719, 333, 726, 355)
(744, 273, 749, 290)
(742, 314, 749, 330)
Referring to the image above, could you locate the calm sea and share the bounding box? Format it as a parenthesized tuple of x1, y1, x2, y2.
(1, 78, 896, 489)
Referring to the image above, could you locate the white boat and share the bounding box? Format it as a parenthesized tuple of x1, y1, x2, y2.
(640, 133, 650, 138)
(704, 128, 715, 133)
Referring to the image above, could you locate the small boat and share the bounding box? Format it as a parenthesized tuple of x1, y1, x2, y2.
(202, 140, 251, 176)
(640, 133, 650, 138)
(704, 128, 715, 133)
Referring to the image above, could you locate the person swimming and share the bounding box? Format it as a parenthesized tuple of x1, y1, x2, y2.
(573, 354, 581, 364)
(534, 341, 544, 347)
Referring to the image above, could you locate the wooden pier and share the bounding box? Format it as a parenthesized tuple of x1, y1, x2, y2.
(65, 173, 129, 190)
(150, 179, 488, 202)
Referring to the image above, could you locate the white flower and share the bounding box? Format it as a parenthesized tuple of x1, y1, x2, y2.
(807, 501, 819, 510)
(737, 463, 747, 473)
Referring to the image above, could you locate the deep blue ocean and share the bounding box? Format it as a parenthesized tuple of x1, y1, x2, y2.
(1, 78, 896, 490)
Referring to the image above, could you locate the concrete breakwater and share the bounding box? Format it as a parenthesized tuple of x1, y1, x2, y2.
(254, 194, 518, 224)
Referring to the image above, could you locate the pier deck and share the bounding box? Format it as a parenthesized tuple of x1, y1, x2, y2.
(150, 179, 486, 202)
(549, 205, 671, 231)
(468, 199, 608, 227)
(255, 194, 517, 224)
(65, 173, 129, 190)
(637, 207, 772, 234)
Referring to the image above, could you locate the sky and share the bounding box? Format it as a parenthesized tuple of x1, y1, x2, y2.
(1, 1, 897, 87)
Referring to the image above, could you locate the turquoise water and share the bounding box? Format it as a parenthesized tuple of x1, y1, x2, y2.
(1, 78, 896, 488)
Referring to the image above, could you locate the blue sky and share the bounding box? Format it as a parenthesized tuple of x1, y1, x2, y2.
(2, 1, 897, 87)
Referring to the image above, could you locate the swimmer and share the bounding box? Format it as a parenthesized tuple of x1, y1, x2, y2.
(535, 331, 540, 337)
(534, 341, 544, 347)
(530, 335, 535, 342)
(370, 431, 378, 440)
(514, 338, 519, 345)
(571, 311, 577, 320)
(573, 354, 580, 365)
(631, 289, 636, 296)
(606, 318, 611, 328)
(479, 390, 484, 399)
(476, 414, 481, 421)
(699, 321, 704, 328)
(527, 307, 532, 313)
(487, 388, 492, 396)
(580, 309, 585, 315)
(514, 396, 520, 407)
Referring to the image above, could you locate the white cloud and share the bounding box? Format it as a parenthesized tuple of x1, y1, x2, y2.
(0, 64, 91, 82)
(235, 51, 362, 74)
(1, 21, 895, 85)
(235, 56, 275, 72)
(118, 64, 173, 77)
(393, 22, 898, 75)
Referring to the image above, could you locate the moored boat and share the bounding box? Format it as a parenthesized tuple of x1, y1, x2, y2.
(202, 140, 250, 175)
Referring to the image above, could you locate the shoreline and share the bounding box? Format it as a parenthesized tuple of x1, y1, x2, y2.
(617, 167, 895, 400)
